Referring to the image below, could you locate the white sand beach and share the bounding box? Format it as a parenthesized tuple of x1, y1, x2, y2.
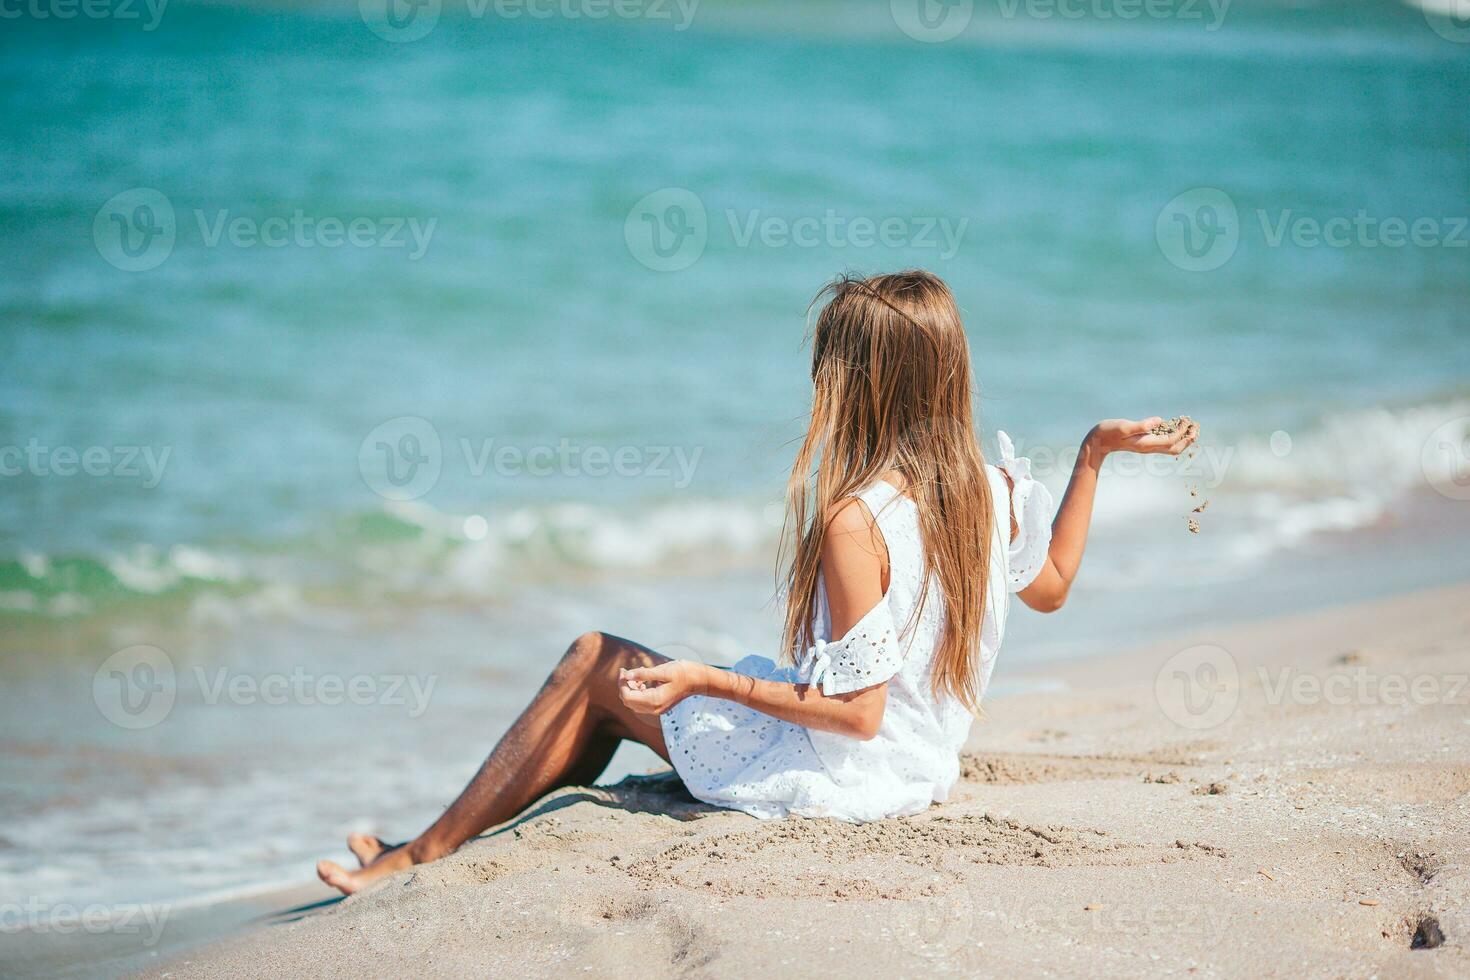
(141, 582, 1470, 978)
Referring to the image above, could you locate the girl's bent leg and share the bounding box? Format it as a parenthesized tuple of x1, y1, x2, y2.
(317, 631, 670, 895)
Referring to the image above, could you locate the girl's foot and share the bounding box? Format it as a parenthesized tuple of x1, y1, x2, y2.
(316, 837, 447, 896)
(346, 832, 398, 868)
(316, 847, 413, 895)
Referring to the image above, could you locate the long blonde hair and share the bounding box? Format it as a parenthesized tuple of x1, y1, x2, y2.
(779, 270, 996, 713)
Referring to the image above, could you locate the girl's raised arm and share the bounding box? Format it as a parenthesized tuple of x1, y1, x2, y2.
(1018, 417, 1199, 613)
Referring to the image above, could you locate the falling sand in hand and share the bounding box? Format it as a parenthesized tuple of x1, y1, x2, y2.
(1158, 418, 1206, 535)
(1150, 415, 1193, 436)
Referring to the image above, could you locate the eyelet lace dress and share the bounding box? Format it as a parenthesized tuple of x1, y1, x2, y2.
(660, 432, 1055, 822)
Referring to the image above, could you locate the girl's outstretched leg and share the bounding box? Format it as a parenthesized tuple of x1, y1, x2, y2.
(317, 631, 669, 895)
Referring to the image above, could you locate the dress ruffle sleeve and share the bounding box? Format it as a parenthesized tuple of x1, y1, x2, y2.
(797, 596, 908, 790)
(795, 594, 902, 696)
(995, 430, 1055, 593)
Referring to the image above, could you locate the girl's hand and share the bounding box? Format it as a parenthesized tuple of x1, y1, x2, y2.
(617, 661, 710, 716)
(1087, 417, 1200, 460)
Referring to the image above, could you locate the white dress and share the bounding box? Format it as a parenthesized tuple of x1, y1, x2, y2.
(660, 432, 1055, 822)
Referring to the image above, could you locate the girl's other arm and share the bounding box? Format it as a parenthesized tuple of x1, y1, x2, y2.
(618, 497, 890, 740)
(1019, 417, 1199, 613)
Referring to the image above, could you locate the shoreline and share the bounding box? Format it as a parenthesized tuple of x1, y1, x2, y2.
(1, 882, 331, 980)
(82, 579, 1469, 978)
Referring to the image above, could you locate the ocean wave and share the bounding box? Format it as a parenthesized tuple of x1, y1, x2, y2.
(2, 397, 1464, 624)
(1205, 398, 1468, 559)
(0, 497, 788, 624)
(1223, 398, 1470, 495)
(345, 497, 786, 612)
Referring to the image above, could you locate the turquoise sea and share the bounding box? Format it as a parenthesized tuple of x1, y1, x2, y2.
(1, 0, 1468, 913)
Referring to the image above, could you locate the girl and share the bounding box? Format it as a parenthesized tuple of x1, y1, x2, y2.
(317, 270, 1199, 895)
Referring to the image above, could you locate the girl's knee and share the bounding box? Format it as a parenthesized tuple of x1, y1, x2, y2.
(554, 630, 612, 682)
